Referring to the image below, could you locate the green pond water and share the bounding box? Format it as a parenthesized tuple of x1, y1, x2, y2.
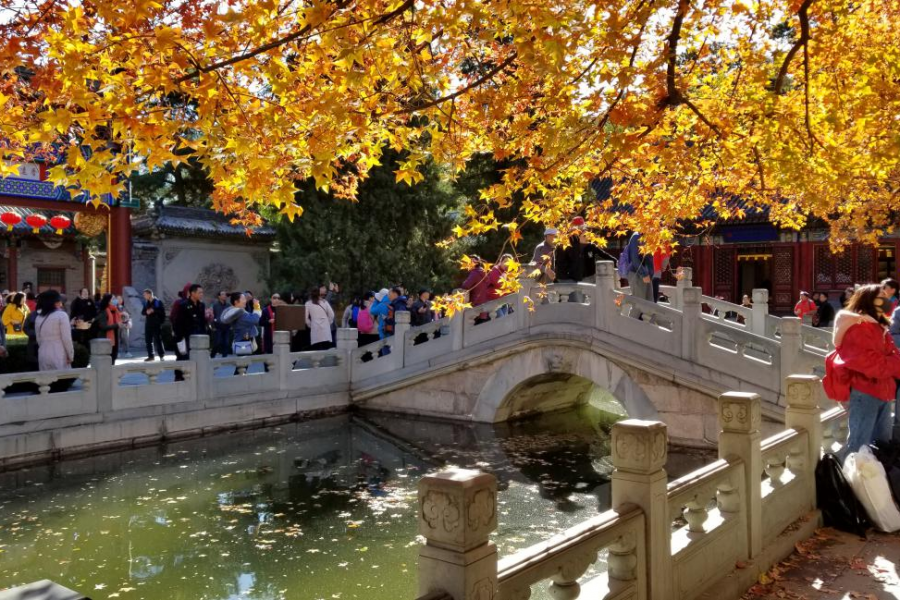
(0, 407, 713, 600)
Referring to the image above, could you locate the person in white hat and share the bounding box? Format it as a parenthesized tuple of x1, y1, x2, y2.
(531, 227, 558, 285)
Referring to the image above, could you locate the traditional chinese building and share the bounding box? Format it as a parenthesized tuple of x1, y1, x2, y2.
(0, 160, 131, 295)
(594, 179, 898, 315)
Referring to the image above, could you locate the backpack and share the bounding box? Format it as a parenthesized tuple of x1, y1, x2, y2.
(357, 307, 375, 334)
(617, 248, 631, 278)
(349, 305, 359, 329)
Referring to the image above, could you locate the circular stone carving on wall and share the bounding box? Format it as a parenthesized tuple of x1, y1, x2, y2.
(196, 263, 239, 294)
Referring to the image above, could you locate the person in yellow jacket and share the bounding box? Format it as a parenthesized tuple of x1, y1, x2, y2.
(2, 292, 29, 334)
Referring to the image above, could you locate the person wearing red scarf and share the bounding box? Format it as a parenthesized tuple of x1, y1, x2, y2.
(96, 293, 121, 364)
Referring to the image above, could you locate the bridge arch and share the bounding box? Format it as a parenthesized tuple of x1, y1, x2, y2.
(472, 344, 660, 423)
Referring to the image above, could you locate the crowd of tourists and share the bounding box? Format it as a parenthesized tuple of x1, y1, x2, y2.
(1, 218, 899, 458)
(0, 283, 134, 372)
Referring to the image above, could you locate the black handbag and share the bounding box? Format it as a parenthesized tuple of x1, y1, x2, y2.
(816, 453, 870, 536)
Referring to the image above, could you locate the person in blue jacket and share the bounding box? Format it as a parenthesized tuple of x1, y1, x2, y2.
(369, 288, 391, 339)
(383, 287, 409, 338)
(625, 232, 653, 303)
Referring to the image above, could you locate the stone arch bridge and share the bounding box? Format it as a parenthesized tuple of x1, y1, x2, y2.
(0, 262, 830, 465)
(352, 266, 829, 445)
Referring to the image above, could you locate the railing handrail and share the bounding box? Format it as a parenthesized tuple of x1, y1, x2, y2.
(497, 504, 643, 580)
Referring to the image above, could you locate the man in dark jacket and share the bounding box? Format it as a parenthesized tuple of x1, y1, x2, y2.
(141, 288, 166, 361)
(173, 284, 208, 360)
(814, 292, 836, 328)
(410, 289, 434, 327)
(382, 287, 409, 338)
(555, 217, 602, 283)
(211, 290, 229, 357)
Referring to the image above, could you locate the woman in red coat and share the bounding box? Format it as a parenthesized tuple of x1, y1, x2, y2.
(824, 283, 900, 459)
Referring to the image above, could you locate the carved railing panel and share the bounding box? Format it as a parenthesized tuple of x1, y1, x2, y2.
(497, 506, 644, 600)
(821, 406, 849, 456)
(759, 428, 812, 546)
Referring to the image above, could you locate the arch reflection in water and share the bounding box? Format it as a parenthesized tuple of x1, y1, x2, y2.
(0, 407, 712, 600)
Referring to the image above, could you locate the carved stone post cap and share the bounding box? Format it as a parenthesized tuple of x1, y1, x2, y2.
(718, 391, 761, 433)
(682, 286, 702, 304)
(273, 330, 291, 345)
(190, 334, 210, 350)
(785, 374, 821, 409)
(395, 311, 411, 324)
(596, 260, 616, 276)
(418, 468, 497, 552)
(680, 266, 693, 281)
(89, 338, 112, 356)
(611, 419, 668, 474)
(752, 288, 769, 304)
(781, 317, 802, 334)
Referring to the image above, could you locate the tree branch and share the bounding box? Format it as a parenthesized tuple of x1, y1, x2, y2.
(393, 52, 517, 115)
(683, 97, 723, 137)
(173, 0, 376, 84)
(752, 146, 766, 193)
(773, 0, 812, 95)
(664, 0, 689, 106)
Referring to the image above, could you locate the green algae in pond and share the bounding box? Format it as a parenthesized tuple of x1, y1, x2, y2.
(0, 407, 713, 600)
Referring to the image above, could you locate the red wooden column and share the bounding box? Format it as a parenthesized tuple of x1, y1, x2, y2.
(108, 205, 132, 294)
(7, 242, 17, 291)
(797, 239, 813, 294)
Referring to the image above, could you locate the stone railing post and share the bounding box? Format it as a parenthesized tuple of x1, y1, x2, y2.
(450, 310, 465, 351)
(394, 311, 411, 367)
(90, 338, 114, 413)
(273, 330, 292, 388)
(750, 289, 769, 336)
(417, 468, 498, 600)
(681, 287, 702, 362)
(784, 374, 824, 508)
(595, 260, 617, 332)
(674, 266, 693, 309)
(336, 328, 358, 381)
(717, 392, 762, 557)
(190, 334, 212, 402)
(336, 327, 358, 350)
(779, 318, 802, 399)
(516, 277, 533, 331)
(611, 419, 671, 600)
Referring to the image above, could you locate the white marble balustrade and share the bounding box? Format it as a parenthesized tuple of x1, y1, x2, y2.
(413, 375, 842, 600)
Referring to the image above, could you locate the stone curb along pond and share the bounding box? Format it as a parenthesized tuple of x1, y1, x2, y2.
(0, 407, 714, 600)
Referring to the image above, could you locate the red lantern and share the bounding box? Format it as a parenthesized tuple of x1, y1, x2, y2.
(49, 215, 71, 235)
(25, 214, 47, 233)
(0, 212, 21, 232)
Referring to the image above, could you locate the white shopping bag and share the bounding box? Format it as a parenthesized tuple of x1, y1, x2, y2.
(843, 445, 900, 533)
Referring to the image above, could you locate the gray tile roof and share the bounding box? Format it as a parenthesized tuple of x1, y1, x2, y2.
(132, 205, 276, 239)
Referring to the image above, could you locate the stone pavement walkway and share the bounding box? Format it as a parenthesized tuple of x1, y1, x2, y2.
(741, 527, 900, 600)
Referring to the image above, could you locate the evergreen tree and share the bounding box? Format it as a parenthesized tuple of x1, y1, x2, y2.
(270, 152, 461, 298)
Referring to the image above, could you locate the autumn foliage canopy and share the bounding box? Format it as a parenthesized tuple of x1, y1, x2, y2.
(1, 0, 898, 251)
